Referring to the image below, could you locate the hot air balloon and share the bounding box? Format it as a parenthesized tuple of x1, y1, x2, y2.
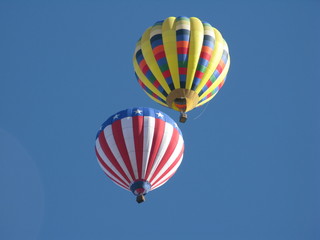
(133, 16, 230, 123)
(95, 107, 184, 203)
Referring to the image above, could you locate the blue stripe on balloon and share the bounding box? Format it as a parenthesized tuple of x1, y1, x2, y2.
(178, 54, 188, 62)
(176, 29, 190, 41)
(135, 50, 144, 63)
(151, 39, 163, 49)
(97, 108, 182, 139)
(157, 57, 167, 66)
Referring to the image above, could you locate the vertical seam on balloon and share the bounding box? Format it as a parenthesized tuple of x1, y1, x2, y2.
(96, 133, 131, 185)
(132, 115, 144, 179)
(133, 56, 167, 101)
(150, 23, 175, 91)
(141, 27, 171, 94)
(151, 168, 177, 190)
(185, 17, 204, 90)
(197, 78, 226, 106)
(150, 134, 184, 186)
(96, 153, 129, 190)
(120, 118, 139, 179)
(105, 125, 134, 183)
(194, 28, 225, 94)
(162, 17, 180, 89)
(198, 49, 230, 100)
(141, 116, 155, 179)
(152, 151, 184, 190)
(190, 23, 215, 91)
(144, 118, 165, 180)
(146, 122, 174, 182)
(136, 73, 167, 105)
(198, 46, 229, 98)
(95, 149, 129, 189)
(111, 120, 136, 181)
(148, 127, 180, 184)
(134, 40, 168, 98)
(176, 17, 190, 89)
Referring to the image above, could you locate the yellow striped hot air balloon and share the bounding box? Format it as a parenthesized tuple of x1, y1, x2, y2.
(133, 16, 230, 122)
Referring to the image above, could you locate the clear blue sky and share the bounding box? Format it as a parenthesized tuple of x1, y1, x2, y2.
(1, 1, 319, 240)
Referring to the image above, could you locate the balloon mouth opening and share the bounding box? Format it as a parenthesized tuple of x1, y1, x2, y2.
(166, 89, 199, 112)
(174, 98, 187, 112)
(130, 180, 151, 196)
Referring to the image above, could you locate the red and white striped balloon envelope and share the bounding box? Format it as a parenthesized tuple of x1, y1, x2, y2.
(95, 107, 184, 203)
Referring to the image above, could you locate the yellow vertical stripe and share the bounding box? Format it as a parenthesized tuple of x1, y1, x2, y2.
(199, 50, 230, 100)
(133, 56, 167, 101)
(196, 91, 219, 107)
(185, 17, 203, 90)
(144, 92, 168, 107)
(141, 27, 171, 94)
(162, 17, 180, 89)
(194, 28, 225, 94)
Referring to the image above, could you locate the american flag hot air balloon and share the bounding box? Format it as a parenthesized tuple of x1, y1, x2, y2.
(95, 107, 184, 203)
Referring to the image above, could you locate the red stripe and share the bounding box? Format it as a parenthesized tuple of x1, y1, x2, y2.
(132, 116, 144, 179)
(142, 64, 149, 74)
(138, 79, 147, 90)
(179, 68, 187, 75)
(153, 80, 160, 88)
(177, 47, 188, 54)
(144, 118, 165, 180)
(152, 171, 176, 190)
(95, 146, 129, 187)
(98, 131, 131, 183)
(218, 79, 225, 88)
(201, 46, 213, 54)
(155, 52, 166, 61)
(112, 120, 135, 180)
(139, 59, 147, 70)
(176, 41, 189, 48)
(194, 70, 204, 79)
(162, 70, 171, 79)
(149, 128, 180, 183)
(152, 145, 184, 187)
(135, 188, 145, 195)
(216, 62, 223, 73)
(200, 51, 211, 61)
(220, 61, 226, 68)
(206, 81, 213, 88)
(152, 45, 164, 55)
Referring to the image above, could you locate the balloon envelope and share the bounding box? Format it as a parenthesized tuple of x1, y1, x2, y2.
(133, 16, 230, 120)
(95, 107, 184, 202)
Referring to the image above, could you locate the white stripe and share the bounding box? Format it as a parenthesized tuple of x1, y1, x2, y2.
(176, 22, 190, 30)
(95, 139, 129, 185)
(121, 118, 138, 179)
(152, 154, 183, 190)
(97, 160, 129, 191)
(204, 27, 215, 38)
(224, 40, 229, 54)
(134, 43, 141, 55)
(141, 116, 155, 179)
(146, 122, 174, 182)
(150, 28, 162, 37)
(104, 125, 134, 183)
(150, 134, 184, 185)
